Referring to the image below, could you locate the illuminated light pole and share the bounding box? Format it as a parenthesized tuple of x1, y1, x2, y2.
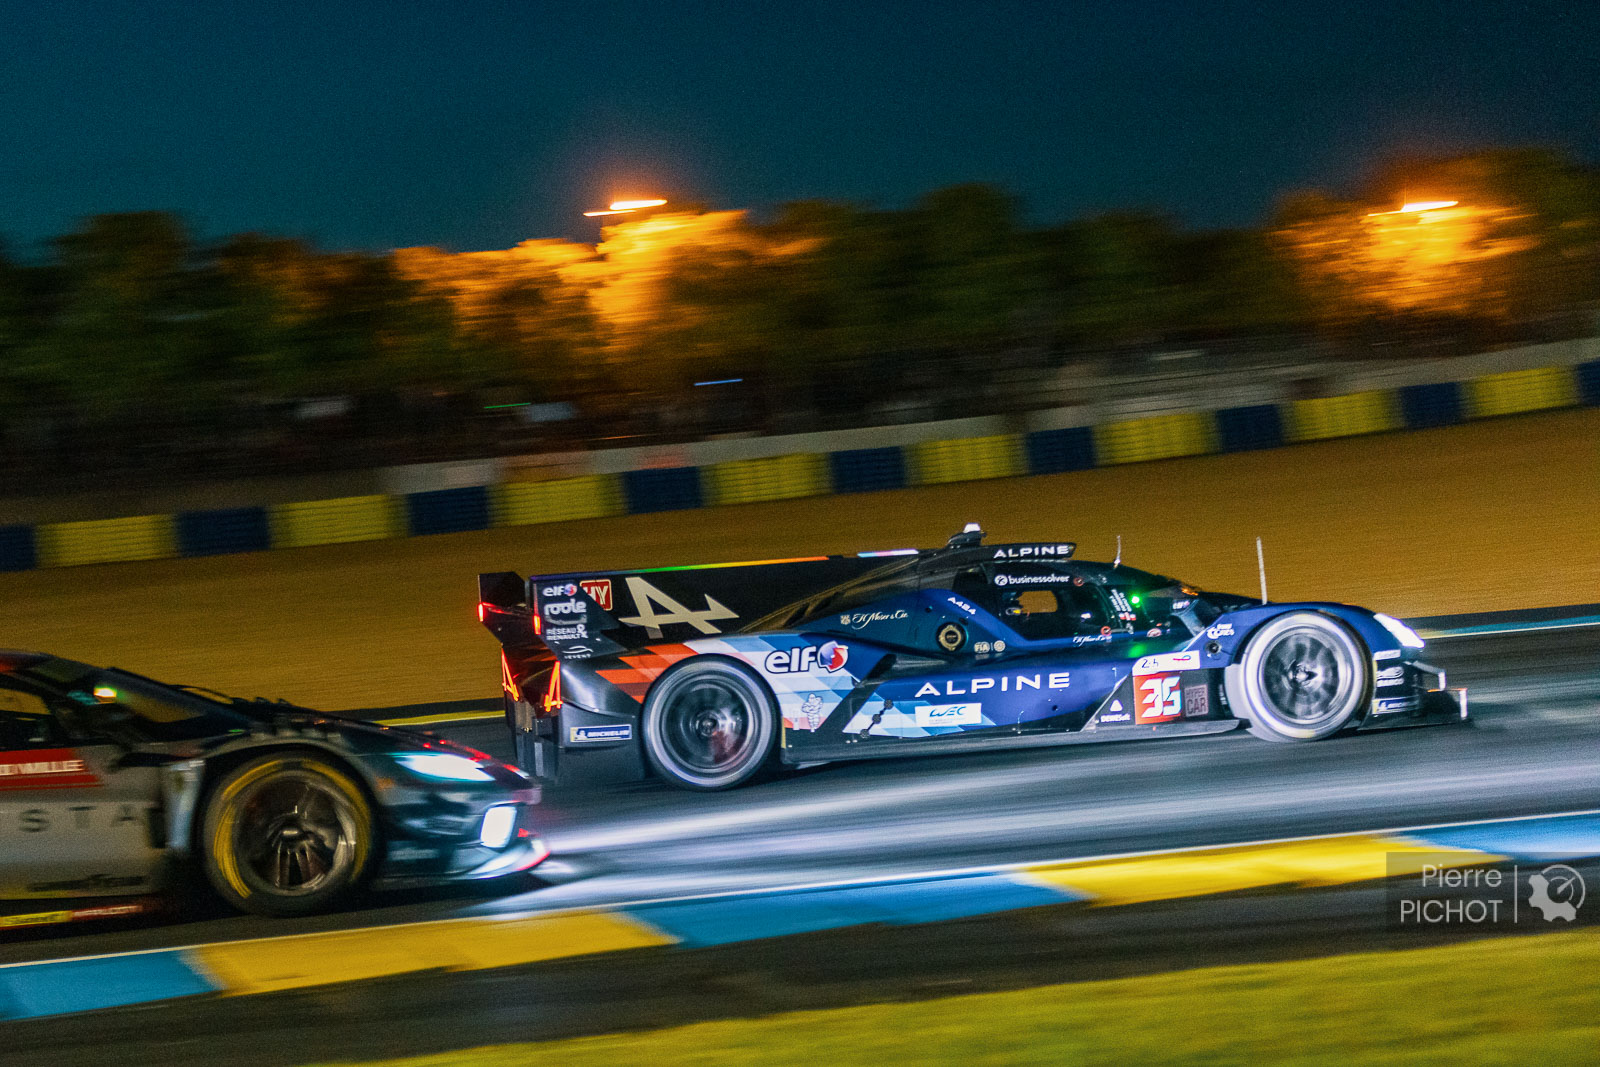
(582, 198, 668, 218)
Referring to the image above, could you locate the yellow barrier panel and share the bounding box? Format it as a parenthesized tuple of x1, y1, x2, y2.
(911, 435, 1023, 485)
(1286, 390, 1401, 442)
(491, 474, 624, 527)
(38, 514, 176, 567)
(1092, 412, 1218, 465)
(704, 453, 829, 506)
(1465, 366, 1580, 419)
(271, 495, 400, 548)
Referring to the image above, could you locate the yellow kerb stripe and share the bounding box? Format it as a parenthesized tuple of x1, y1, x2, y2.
(194, 910, 674, 996)
(1022, 835, 1499, 906)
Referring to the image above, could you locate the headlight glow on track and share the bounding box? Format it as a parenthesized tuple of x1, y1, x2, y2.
(393, 752, 495, 782)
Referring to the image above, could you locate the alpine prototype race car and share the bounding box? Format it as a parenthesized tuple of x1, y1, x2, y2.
(479, 526, 1467, 791)
(0, 652, 545, 922)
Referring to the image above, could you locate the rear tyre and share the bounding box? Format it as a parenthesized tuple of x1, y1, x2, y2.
(201, 752, 377, 917)
(642, 659, 777, 790)
(1226, 612, 1370, 742)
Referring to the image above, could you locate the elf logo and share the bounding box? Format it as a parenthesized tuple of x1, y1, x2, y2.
(764, 641, 849, 674)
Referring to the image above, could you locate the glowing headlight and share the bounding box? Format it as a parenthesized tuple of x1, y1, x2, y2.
(1374, 613, 1426, 650)
(392, 752, 495, 782)
(479, 804, 517, 849)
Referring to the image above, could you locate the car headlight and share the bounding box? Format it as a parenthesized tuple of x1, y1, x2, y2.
(1374, 613, 1426, 650)
(479, 804, 517, 849)
(392, 752, 495, 782)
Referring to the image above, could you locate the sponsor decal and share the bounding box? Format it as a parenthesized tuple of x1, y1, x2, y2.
(946, 596, 977, 616)
(993, 640, 1006, 652)
(542, 598, 587, 618)
(0, 900, 156, 929)
(1146, 628, 1162, 637)
(1374, 696, 1419, 714)
(1072, 633, 1112, 646)
(1377, 665, 1406, 686)
(974, 641, 991, 654)
(993, 573, 1067, 587)
(915, 703, 983, 727)
(1375, 649, 1402, 661)
(387, 844, 444, 863)
(564, 645, 594, 656)
(580, 578, 613, 611)
(0, 803, 143, 833)
(936, 622, 967, 652)
(1205, 623, 1235, 639)
(1099, 711, 1133, 724)
(547, 624, 588, 641)
(839, 608, 909, 630)
(1133, 651, 1201, 674)
(991, 544, 1074, 560)
(764, 641, 849, 674)
(541, 582, 579, 598)
(617, 577, 737, 637)
(1182, 684, 1210, 718)
(0, 750, 100, 790)
(798, 693, 828, 731)
(913, 672, 1069, 698)
(568, 724, 633, 743)
(25, 873, 146, 894)
(1135, 673, 1183, 723)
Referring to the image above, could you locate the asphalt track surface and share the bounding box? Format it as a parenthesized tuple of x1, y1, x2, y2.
(3, 625, 1597, 966)
(1, 626, 1596, 1063)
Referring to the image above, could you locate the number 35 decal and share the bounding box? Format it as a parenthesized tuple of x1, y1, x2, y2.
(1135, 673, 1183, 723)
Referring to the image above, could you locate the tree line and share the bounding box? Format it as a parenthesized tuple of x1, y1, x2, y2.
(0, 147, 1595, 465)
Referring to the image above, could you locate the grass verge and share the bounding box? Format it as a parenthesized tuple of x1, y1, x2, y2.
(312, 929, 1599, 1066)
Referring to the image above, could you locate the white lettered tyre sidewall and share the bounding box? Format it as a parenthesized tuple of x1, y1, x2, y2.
(642, 658, 778, 790)
(1224, 612, 1371, 742)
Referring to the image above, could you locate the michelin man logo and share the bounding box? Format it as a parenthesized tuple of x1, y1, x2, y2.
(800, 693, 826, 731)
(1528, 864, 1585, 922)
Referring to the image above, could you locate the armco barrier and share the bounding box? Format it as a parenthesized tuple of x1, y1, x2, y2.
(0, 524, 37, 572)
(1398, 381, 1464, 429)
(176, 507, 272, 558)
(3, 358, 1598, 569)
(38, 514, 176, 567)
(1465, 365, 1579, 418)
(1216, 404, 1286, 453)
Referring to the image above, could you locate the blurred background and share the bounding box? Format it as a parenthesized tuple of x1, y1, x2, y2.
(1, 149, 1596, 498)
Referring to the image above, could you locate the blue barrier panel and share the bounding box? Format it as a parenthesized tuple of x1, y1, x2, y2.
(1400, 382, 1465, 429)
(176, 507, 271, 558)
(0, 525, 37, 572)
(622, 466, 704, 514)
(828, 447, 909, 494)
(1216, 405, 1286, 453)
(405, 486, 490, 536)
(1024, 427, 1097, 474)
(1577, 359, 1600, 406)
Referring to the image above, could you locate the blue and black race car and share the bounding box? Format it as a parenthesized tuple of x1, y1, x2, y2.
(479, 526, 1466, 790)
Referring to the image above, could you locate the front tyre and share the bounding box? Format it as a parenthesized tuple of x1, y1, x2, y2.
(201, 752, 377, 917)
(1226, 612, 1371, 742)
(642, 659, 777, 790)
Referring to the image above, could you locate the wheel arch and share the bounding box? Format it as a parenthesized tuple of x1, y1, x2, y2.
(1224, 608, 1375, 734)
(187, 741, 382, 860)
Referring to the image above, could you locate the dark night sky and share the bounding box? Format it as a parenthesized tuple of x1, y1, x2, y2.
(2, 1, 1596, 253)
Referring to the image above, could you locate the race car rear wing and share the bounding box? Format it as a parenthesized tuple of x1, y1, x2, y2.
(478, 554, 906, 662)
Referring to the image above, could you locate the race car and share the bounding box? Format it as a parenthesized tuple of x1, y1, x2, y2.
(0, 652, 545, 921)
(479, 526, 1466, 791)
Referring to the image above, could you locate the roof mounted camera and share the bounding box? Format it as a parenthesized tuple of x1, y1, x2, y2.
(947, 523, 986, 548)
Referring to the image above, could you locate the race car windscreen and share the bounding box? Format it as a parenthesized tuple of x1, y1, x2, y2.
(21, 659, 255, 742)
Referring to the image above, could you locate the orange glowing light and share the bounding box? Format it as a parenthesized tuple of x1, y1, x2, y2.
(1367, 200, 1460, 217)
(608, 199, 667, 211)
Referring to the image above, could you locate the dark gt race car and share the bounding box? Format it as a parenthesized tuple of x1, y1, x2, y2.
(479, 526, 1467, 791)
(0, 652, 545, 922)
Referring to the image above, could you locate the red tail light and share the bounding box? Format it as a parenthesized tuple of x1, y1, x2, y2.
(478, 601, 488, 623)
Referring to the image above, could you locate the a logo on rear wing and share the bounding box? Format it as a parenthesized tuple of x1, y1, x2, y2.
(533, 581, 627, 661)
